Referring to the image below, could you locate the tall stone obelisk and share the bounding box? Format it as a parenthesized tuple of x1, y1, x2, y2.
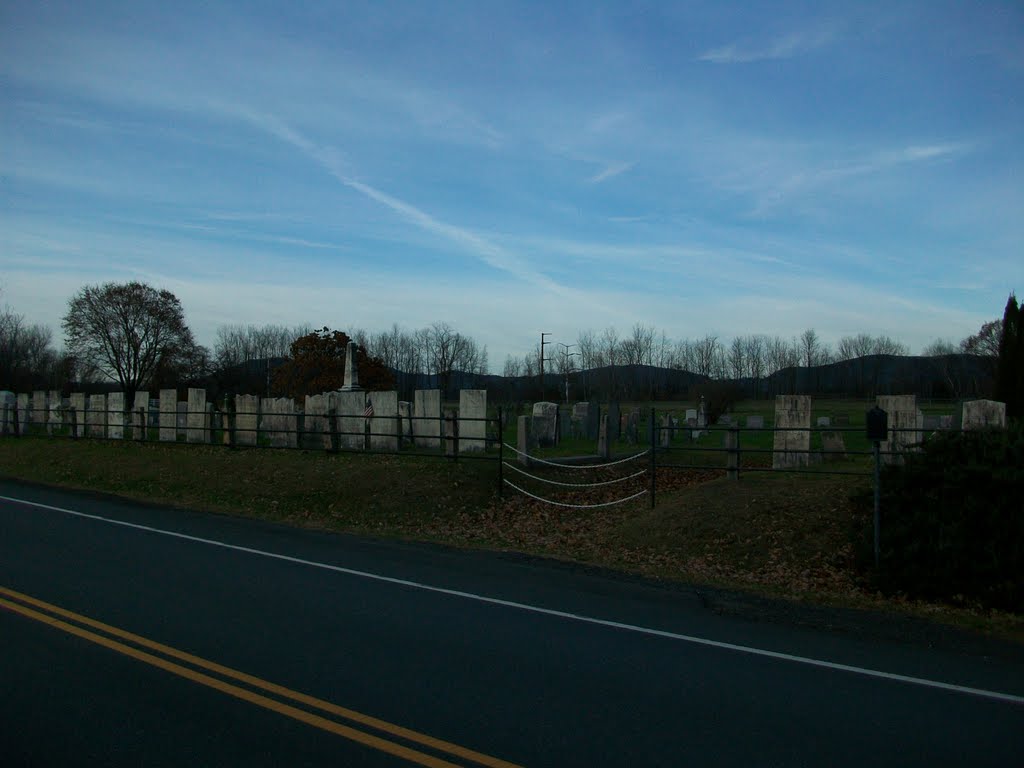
(340, 341, 362, 391)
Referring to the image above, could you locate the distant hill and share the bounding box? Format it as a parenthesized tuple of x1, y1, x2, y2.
(192, 353, 994, 402)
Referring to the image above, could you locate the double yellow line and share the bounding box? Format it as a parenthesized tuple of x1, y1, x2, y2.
(0, 585, 523, 768)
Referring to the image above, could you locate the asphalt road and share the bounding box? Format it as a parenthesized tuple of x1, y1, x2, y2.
(1, 479, 1021, 767)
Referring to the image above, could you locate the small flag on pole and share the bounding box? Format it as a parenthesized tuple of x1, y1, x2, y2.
(364, 402, 374, 418)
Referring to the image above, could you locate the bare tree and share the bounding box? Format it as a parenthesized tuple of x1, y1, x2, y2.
(503, 355, 523, 378)
(63, 282, 199, 396)
(0, 302, 65, 390)
(960, 320, 1002, 359)
(693, 334, 721, 378)
(728, 337, 746, 380)
(800, 328, 820, 367)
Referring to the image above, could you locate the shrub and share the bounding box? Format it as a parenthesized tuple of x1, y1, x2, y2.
(854, 423, 1024, 611)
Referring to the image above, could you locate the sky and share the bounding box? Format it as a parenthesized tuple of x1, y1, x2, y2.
(2, 1, 1022, 370)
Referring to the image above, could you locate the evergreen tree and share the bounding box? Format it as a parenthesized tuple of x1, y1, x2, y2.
(994, 293, 1021, 421)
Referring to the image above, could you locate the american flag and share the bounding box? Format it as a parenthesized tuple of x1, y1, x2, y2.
(363, 401, 374, 418)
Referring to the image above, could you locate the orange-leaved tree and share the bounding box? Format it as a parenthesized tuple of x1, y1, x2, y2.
(272, 327, 395, 399)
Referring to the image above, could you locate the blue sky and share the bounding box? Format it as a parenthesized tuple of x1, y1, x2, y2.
(2, 1, 1022, 369)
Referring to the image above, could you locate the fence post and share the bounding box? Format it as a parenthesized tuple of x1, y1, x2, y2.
(873, 439, 882, 568)
(649, 408, 656, 509)
(12, 403, 20, 438)
(137, 408, 146, 442)
(497, 406, 503, 499)
(328, 408, 338, 453)
(69, 407, 78, 440)
(726, 425, 739, 481)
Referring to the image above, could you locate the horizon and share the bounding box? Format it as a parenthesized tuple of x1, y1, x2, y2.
(2, 2, 1022, 369)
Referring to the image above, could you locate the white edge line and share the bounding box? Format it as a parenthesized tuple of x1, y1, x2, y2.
(2, 493, 1022, 707)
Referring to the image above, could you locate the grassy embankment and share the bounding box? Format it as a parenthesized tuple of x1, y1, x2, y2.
(3, 396, 1018, 641)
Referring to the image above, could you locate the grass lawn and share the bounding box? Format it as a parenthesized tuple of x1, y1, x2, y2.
(2, 431, 1019, 643)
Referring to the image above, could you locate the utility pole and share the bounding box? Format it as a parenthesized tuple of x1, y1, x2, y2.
(558, 343, 578, 403)
(540, 332, 551, 400)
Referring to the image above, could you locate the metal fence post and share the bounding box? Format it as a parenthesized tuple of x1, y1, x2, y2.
(649, 408, 656, 509)
(497, 406, 504, 499)
(873, 439, 881, 568)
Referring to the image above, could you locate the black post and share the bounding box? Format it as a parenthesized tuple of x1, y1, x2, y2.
(328, 408, 338, 453)
(137, 408, 146, 442)
(13, 403, 20, 438)
(1, 404, 8, 436)
(873, 440, 882, 568)
(69, 407, 78, 440)
(649, 407, 656, 509)
(497, 406, 504, 499)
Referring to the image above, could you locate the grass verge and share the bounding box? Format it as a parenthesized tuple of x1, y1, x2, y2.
(2, 437, 1020, 643)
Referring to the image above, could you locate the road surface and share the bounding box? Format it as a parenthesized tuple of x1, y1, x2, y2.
(1, 480, 1021, 766)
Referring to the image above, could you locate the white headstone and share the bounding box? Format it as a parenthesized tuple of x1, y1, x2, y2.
(335, 390, 366, 450)
(234, 394, 260, 446)
(108, 392, 125, 440)
(413, 390, 441, 450)
(961, 399, 1007, 430)
(531, 402, 558, 447)
(773, 395, 811, 469)
(368, 391, 399, 452)
(159, 390, 177, 442)
(459, 390, 487, 452)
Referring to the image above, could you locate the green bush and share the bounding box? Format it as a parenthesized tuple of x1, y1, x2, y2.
(855, 423, 1024, 611)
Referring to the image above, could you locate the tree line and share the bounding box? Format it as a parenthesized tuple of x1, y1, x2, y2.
(0, 281, 1014, 406)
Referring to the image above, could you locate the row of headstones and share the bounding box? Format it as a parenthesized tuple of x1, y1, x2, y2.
(527, 400, 711, 449)
(772, 395, 1007, 469)
(0, 389, 490, 453)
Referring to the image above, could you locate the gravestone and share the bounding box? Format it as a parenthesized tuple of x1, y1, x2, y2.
(413, 390, 441, 450)
(458, 390, 486, 452)
(816, 416, 831, 428)
(922, 414, 941, 431)
(108, 392, 125, 440)
(235, 394, 260, 446)
(607, 401, 621, 443)
(938, 415, 953, 430)
(368, 391, 399, 452)
(821, 432, 848, 461)
(517, 415, 531, 466)
(260, 397, 296, 448)
(877, 395, 922, 464)
(32, 391, 47, 429)
(47, 390, 61, 432)
(660, 414, 671, 448)
(17, 393, 29, 434)
(532, 402, 558, 447)
(159, 390, 177, 442)
(772, 395, 811, 469)
(335, 391, 366, 450)
(746, 415, 764, 429)
(961, 399, 1006, 430)
(626, 410, 639, 444)
(88, 394, 106, 438)
(303, 393, 332, 450)
(340, 341, 362, 391)
(186, 389, 209, 443)
(69, 393, 86, 437)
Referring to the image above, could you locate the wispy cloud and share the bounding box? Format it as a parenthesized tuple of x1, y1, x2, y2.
(699, 27, 836, 64)
(232, 108, 570, 296)
(588, 161, 635, 184)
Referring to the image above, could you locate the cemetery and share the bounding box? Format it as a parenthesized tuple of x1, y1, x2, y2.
(1, 386, 1019, 621)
